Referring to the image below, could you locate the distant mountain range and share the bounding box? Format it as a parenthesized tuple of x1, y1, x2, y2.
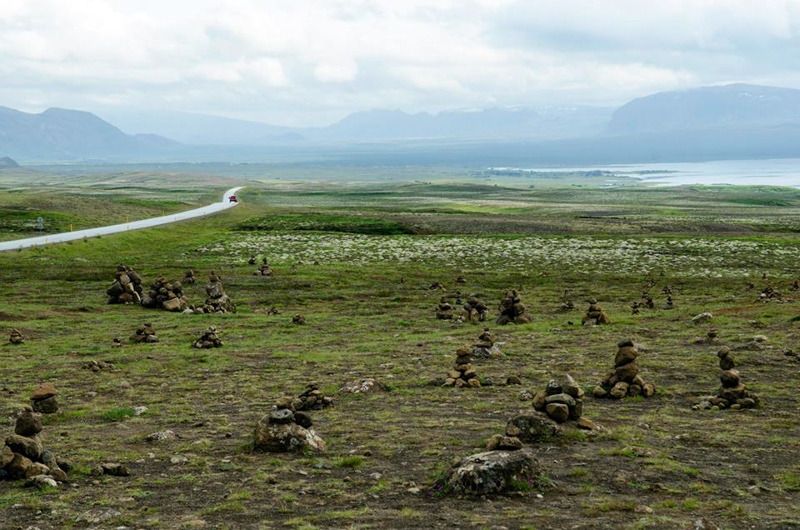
(5, 83, 800, 164)
(0, 107, 177, 160)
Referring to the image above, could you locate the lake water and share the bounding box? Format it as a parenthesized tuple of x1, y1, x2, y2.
(518, 158, 800, 187)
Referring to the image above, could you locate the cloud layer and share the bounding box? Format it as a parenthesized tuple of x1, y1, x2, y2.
(1, 0, 799, 126)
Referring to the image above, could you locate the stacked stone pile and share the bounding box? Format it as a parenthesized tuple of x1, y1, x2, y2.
(435, 296, 453, 320)
(292, 314, 306, 325)
(31, 384, 59, 414)
(641, 292, 655, 309)
(463, 295, 488, 322)
(582, 298, 611, 326)
(106, 264, 144, 305)
(496, 290, 531, 325)
(141, 276, 188, 312)
(130, 323, 159, 344)
(693, 348, 760, 410)
(198, 272, 235, 313)
(182, 269, 197, 285)
(443, 347, 480, 388)
(531, 375, 585, 424)
(759, 285, 784, 302)
(192, 325, 223, 349)
(9, 328, 24, 344)
(253, 400, 325, 453)
(1, 408, 69, 485)
(255, 258, 274, 276)
(82, 360, 115, 372)
(472, 328, 502, 358)
(292, 383, 334, 410)
(593, 339, 656, 399)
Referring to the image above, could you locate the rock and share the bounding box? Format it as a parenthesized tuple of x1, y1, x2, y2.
(101, 463, 131, 476)
(486, 435, 523, 451)
(5, 434, 44, 461)
(30, 383, 56, 401)
(253, 417, 326, 453)
(48, 468, 68, 481)
(545, 393, 576, 407)
(145, 430, 177, 443)
(562, 374, 584, 399)
(76, 508, 123, 524)
(339, 378, 388, 394)
(24, 475, 58, 489)
(577, 418, 596, 430)
(609, 382, 629, 399)
(614, 346, 639, 367)
(269, 409, 295, 425)
(25, 462, 50, 478)
(15, 410, 42, 436)
(592, 386, 608, 398)
(506, 375, 522, 385)
(445, 449, 540, 495)
(294, 412, 313, 429)
(31, 396, 58, 414)
(614, 361, 639, 383)
(545, 403, 569, 423)
(545, 379, 562, 396)
(738, 397, 756, 409)
(1, 445, 14, 467)
(691, 312, 713, 324)
(531, 391, 547, 411)
(5, 452, 33, 479)
(642, 382, 656, 397)
(690, 519, 720, 530)
(506, 412, 561, 442)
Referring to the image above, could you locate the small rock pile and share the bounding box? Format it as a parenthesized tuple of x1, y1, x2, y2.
(531, 375, 585, 424)
(582, 298, 611, 326)
(82, 360, 115, 372)
(443, 347, 480, 388)
(472, 328, 502, 358)
(254, 258, 273, 276)
(199, 272, 236, 313)
(1, 408, 69, 486)
(693, 347, 760, 410)
(130, 323, 159, 344)
(9, 328, 24, 344)
(292, 383, 334, 410)
(759, 285, 784, 302)
(292, 314, 306, 325)
(106, 264, 144, 305)
(183, 269, 197, 285)
(436, 296, 453, 320)
(463, 295, 489, 322)
(641, 292, 655, 309)
(693, 328, 720, 345)
(593, 339, 656, 399)
(496, 290, 531, 325)
(253, 401, 325, 453)
(31, 384, 59, 414)
(339, 378, 388, 394)
(192, 325, 223, 349)
(141, 276, 188, 312)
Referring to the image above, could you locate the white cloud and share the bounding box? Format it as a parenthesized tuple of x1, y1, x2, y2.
(0, 0, 799, 125)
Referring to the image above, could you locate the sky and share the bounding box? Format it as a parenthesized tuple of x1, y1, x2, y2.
(1, 0, 800, 127)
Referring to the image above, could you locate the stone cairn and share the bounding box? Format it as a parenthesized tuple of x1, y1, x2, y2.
(106, 264, 143, 305)
(593, 339, 656, 399)
(183, 269, 197, 285)
(30, 383, 59, 414)
(293, 383, 334, 411)
(141, 275, 188, 312)
(443, 347, 480, 388)
(531, 375, 585, 424)
(292, 314, 306, 325)
(582, 298, 611, 326)
(130, 323, 159, 344)
(436, 296, 453, 320)
(559, 290, 575, 312)
(693, 347, 760, 410)
(9, 328, 24, 345)
(496, 290, 531, 325)
(253, 399, 325, 453)
(254, 258, 273, 276)
(198, 272, 236, 313)
(641, 292, 655, 309)
(192, 325, 223, 349)
(1, 408, 69, 487)
(463, 295, 489, 322)
(248, 255, 257, 265)
(472, 328, 501, 358)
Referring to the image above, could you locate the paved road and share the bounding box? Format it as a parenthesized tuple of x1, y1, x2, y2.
(0, 186, 243, 252)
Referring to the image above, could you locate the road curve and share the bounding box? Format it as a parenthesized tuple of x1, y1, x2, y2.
(0, 186, 244, 252)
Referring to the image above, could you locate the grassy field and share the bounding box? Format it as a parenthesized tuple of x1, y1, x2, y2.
(1, 168, 800, 529)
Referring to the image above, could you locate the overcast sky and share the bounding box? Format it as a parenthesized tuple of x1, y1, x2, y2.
(2, 0, 800, 126)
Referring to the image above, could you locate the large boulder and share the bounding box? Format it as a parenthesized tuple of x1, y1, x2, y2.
(5, 434, 44, 461)
(505, 412, 562, 442)
(444, 449, 540, 495)
(253, 417, 325, 453)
